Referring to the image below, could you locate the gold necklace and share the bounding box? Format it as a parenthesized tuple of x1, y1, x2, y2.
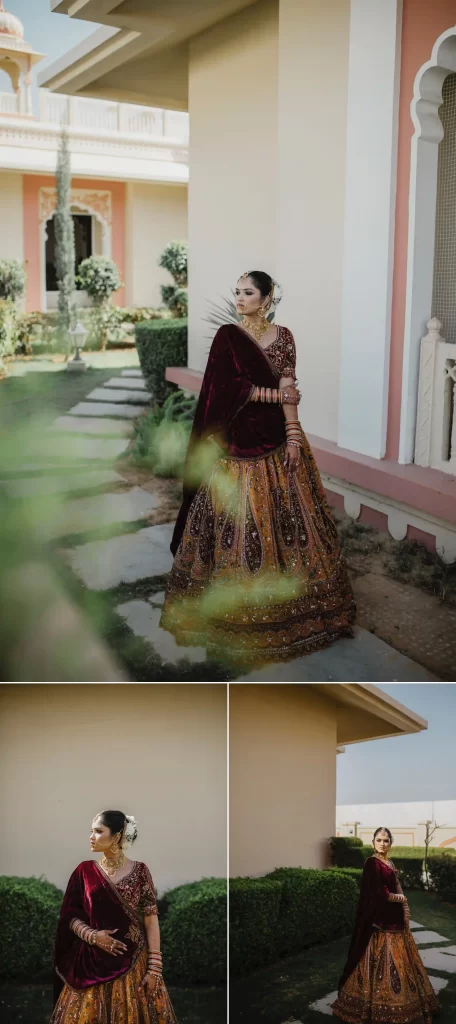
(241, 316, 270, 344)
(99, 850, 126, 877)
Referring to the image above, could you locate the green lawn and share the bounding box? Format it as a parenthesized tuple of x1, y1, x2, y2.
(0, 981, 226, 1024)
(229, 891, 456, 1023)
(0, 365, 120, 430)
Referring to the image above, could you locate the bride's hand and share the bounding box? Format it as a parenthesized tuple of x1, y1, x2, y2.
(284, 443, 300, 473)
(138, 972, 159, 998)
(95, 929, 127, 956)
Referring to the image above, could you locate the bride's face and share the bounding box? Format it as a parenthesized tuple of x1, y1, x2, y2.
(235, 277, 264, 317)
(90, 816, 119, 853)
(373, 829, 391, 856)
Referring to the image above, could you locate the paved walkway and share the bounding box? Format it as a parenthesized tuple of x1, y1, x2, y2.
(3, 364, 440, 680)
(307, 919, 455, 1019)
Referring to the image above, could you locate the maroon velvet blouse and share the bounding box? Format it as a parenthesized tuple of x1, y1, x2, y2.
(171, 322, 297, 555)
(338, 856, 405, 990)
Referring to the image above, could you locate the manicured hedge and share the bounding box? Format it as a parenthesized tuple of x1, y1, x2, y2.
(161, 879, 227, 984)
(230, 869, 359, 976)
(329, 836, 366, 868)
(0, 875, 63, 981)
(229, 876, 283, 976)
(427, 854, 456, 902)
(135, 317, 188, 404)
(331, 867, 363, 889)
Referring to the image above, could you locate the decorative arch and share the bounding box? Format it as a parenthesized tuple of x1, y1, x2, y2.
(399, 28, 456, 464)
(39, 187, 112, 312)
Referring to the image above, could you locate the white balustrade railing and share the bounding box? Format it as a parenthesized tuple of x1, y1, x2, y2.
(415, 317, 456, 475)
(38, 90, 188, 141)
(0, 92, 20, 115)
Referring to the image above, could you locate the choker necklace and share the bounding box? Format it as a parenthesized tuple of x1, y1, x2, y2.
(99, 850, 126, 877)
(241, 316, 270, 344)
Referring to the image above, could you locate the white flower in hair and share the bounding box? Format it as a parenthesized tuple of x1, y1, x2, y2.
(270, 279, 283, 307)
(124, 815, 138, 843)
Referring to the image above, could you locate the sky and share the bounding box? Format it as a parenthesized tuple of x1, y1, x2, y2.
(337, 684, 456, 805)
(0, 1, 101, 114)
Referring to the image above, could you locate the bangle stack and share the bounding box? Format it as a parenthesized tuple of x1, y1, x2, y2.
(70, 918, 98, 945)
(254, 386, 283, 404)
(285, 420, 302, 449)
(147, 949, 163, 978)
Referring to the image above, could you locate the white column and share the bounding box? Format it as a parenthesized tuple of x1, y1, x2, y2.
(338, 0, 403, 458)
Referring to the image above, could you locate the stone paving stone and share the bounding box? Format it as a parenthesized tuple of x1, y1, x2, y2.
(308, 991, 337, 1017)
(420, 946, 456, 973)
(237, 626, 438, 682)
(86, 387, 149, 404)
(67, 523, 174, 590)
(413, 930, 451, 946)
(42, 487, 159, 539)
(103, 377, 147, 391)
(5, 469, 123, 498)
(122, 369, 144, 378)
(117, 600, 207, 666)
(53, 415, 132, 436)
(410, 921, 425, 929)
(70, 401, 146, 419)
(428, 975, 450, 993)
(23, 434, 129, 461)
(148, 591, 165, 607)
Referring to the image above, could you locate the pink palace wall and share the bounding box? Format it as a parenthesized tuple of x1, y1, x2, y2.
(23, 175, 126, 312)
(386, 0, 456, 461)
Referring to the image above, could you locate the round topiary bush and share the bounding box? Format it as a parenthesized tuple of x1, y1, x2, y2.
(0, 259, 26, 303)
(77, 256, 121, 304)
(0, 875, 63, 981)
(161, 878, 227, 984)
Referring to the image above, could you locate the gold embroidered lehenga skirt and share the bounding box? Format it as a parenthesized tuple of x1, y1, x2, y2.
(332, 929, 439, 1024)
(50, 949, 177, 1024)
(160, 431, 356, 664)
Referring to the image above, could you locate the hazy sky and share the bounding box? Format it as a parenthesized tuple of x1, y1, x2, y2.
(1, 1, 101, 113)
(337, 684, 456, 805)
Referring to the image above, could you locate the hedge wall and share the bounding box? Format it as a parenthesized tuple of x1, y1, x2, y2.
(135, 318, 188, 404)
(0, 875, 64, 981)
(229, 868, 358, 976)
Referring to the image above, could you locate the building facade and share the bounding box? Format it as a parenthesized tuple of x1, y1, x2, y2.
(337, 800, 456, 850)
(0, 5, 188, 314)
(40, 0, 456, 558)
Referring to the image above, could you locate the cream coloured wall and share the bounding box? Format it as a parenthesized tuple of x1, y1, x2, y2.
(188, 0, 279, 371)
(277, 0, 350, 443)
(125, 181, 188, 308)
(230, 685, 337, 876)
(0, 170, 23, 261)
(0, 684, 226, 895)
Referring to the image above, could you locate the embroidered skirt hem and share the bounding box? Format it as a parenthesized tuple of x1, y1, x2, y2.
(50, 949, 177, 1024)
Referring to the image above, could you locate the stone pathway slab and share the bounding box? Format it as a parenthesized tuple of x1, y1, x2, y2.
(309, 991, 337, 1017)
(70, 401, 146, 419)
(23, 434, 129, 461)
(429, 975, 449, 992)
(410, 921, 425, 930)
(67, 523, 174, 590)
(41, 487, 159, 539)
(117, 600, 207, 666)
(413, 930, 451, 946)
(5, 469, 123, 498)
(86, 387, 149, 405)
(238, 626, 438, 682)
(122, 369, 144, 378)
(418, 946, 456, 973)
(53, 415, 132, 436)
(103, 377, 147, 391)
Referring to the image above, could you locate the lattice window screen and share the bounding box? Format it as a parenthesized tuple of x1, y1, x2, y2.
(432, 73, 456, 343)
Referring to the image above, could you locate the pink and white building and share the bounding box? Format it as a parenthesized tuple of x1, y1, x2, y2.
(0, 3, 188, 315)
(33, 1, 456, 559)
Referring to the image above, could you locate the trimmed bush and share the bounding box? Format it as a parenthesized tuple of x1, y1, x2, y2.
(331, 867, 363, 890)
(330, 836, 366, 868)
(135, 318, 188, 403)
(266, 867, 358, 958)
(0, 875, 63, 981)
(77, 256, 121, 303)
(159, 241, 188, 318)
(0, 299, 19, 361)
(161, 879, 226, 985)
(229, 876, 283, 976)
(0, 258, 26, 302)
(427, 854, 456, 902)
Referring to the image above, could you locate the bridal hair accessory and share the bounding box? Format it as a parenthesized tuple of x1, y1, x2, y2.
(124, 814, 138, 844)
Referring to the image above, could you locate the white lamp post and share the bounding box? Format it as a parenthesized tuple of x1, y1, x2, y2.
(66, 321, 88, 372)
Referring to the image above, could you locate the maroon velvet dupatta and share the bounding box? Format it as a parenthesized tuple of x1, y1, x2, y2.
(53, 860, 146, 1005)
(338, 856, 405, 990)
(171, 323, 287, 555)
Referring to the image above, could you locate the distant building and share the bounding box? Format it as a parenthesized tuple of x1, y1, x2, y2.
(337, 801, 456, 849)
(0, 3, 188, 313)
